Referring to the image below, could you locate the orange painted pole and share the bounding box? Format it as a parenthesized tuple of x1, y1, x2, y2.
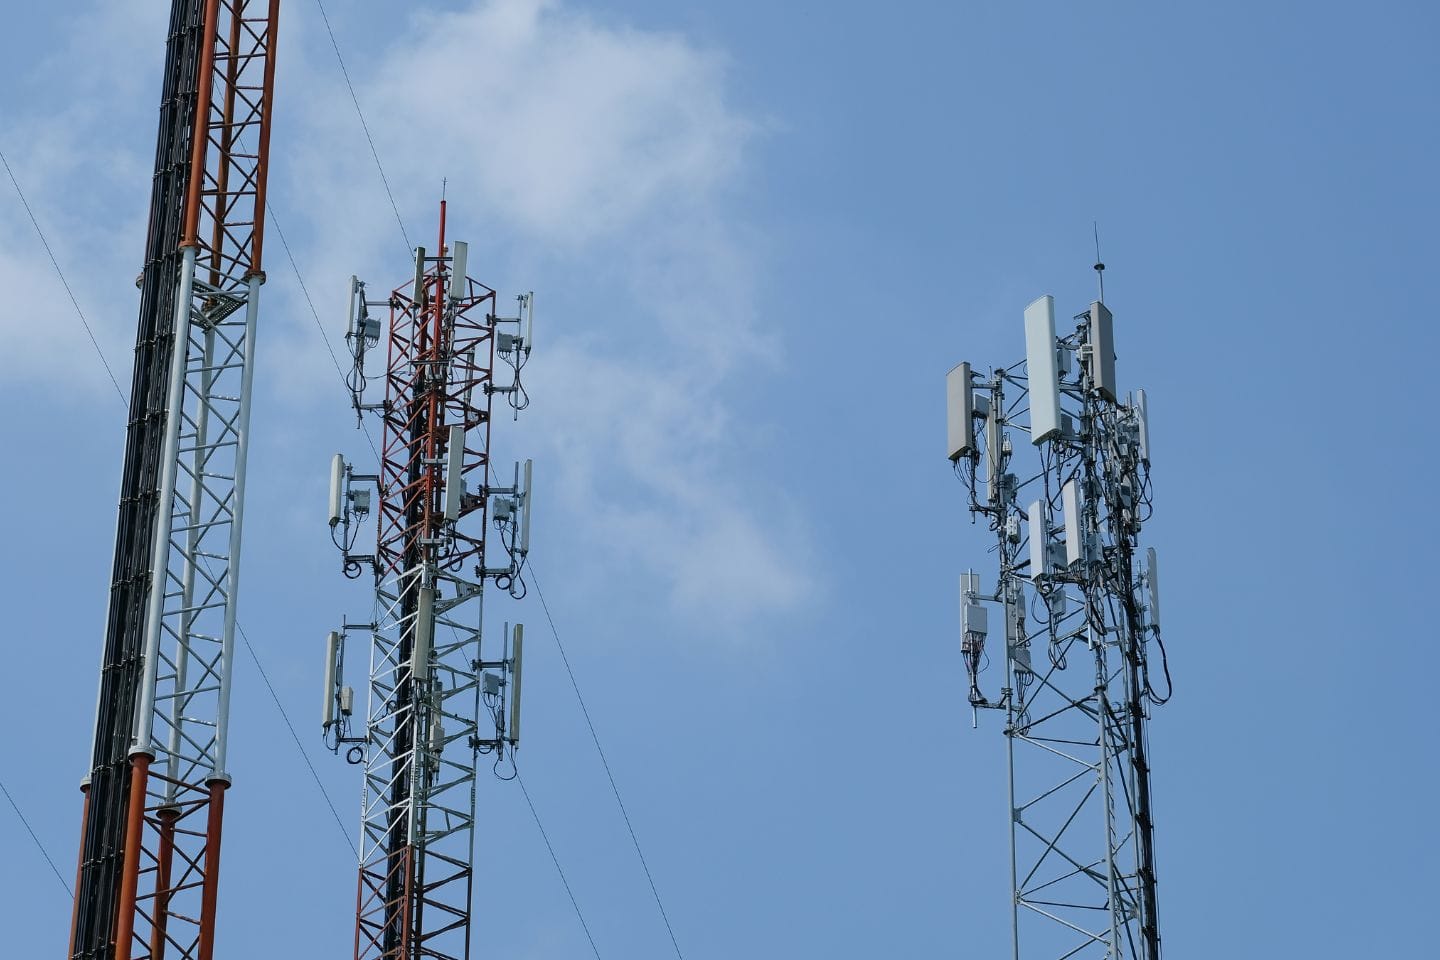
(181, 0, 223, 247)
(194, 780, 229, 960)
(113, 754, 153, 960)
(250, 0, 282, 273)
(398, 846, 416, 959)
(208, 0, 245, 286)
(148, 809, 180, 960)
(67, 784, 91, 954)
(352, 865, 365, 960)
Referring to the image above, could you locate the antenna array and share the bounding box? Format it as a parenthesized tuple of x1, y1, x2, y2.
(323, 202, 537, 960)
(947, 292, 1167, 960)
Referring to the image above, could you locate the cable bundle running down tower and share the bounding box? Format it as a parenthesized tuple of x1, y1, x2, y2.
(946, 292, 1167, 960)
(324, 202, 535, 960)
(71, 3, 281, 959)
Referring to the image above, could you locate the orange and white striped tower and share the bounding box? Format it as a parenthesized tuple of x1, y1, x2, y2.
(71, 3, 282, 959)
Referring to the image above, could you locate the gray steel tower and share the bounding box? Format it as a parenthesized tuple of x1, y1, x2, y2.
(947, 292, 1167, 960)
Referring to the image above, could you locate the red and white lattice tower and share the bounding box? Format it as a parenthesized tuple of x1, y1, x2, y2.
(324, 202, 534, 960)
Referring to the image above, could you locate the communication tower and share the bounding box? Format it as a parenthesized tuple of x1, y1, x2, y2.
(946, 288, 1168, 960)
(323, 202, 536, 960)
(70, 3, 282, 959)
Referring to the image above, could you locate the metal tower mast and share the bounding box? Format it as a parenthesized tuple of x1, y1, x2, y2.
(324, 202, 536, 960)
(69, 3, 281, 959)
(947, 293, 1168, 960)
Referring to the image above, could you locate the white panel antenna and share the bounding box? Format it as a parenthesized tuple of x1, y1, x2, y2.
(413, 246, 427, 307)
(443, 424, 466, 521)
(1027, 499, 1049, 579)
(1024, 296, 1062, 444)
(960, 570, 981, 601)
(1135, 389, 1151, 464)
(947, 362, 975, 461)
(1146, 547, 1161, 631)
(429, 718, 445, 754)
(462, 349, 478, 410)
(1005, 584, 1024, 643)
(322, 631, 340, 728)
(508, 623, 524, 745)
(1062, 479, 1084, 568)
(328, 454, 345, 527)
(983, 398, 1001, 503)
(522, 292, 534, 355)
(1089, 301, 1117, 401)
(519, 459, 533, 555)
(449, 241, 468, 301)
(347, 275, 359, 337)
(412, 586, 435, 678)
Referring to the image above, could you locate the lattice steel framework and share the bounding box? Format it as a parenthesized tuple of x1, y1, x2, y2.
(338, 203, 532, 960)
(951, 295, 1166, 960)
(71, 3, 281, 959)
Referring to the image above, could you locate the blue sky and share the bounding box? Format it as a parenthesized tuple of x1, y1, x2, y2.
(1, 1, 1437, 956)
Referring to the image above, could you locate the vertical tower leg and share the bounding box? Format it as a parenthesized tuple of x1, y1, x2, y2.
(68, 785, 91, 954)
(113, 754, 153, 960)
(149, 810, 180, 960)
(196, 780, 228, 960)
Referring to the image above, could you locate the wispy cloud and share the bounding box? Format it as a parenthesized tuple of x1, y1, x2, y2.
(282, 0, 813, 626)
(0, 0, 168, 400)
(1, 0, 814, 628)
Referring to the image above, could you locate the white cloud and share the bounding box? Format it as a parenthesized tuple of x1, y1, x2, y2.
(282, 0, 813, 625)
(0, 0, 814, 628)
(0, 0, 169, 400)
(361, 0, 751, 244)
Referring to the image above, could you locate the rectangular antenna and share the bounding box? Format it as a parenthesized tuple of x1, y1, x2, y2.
(1135, 389, 1151, 464)
(1061, 479, 1083, 568)
(322, 631, 340, 728)
(1146, 547, 1161, 630)
(1089, 301, 1117, 401)
(519, 459, 533, 555)
(1027, 499, 1049, 579)
(960, 570, 981, 600)
(412, 586, 435, 679)
(328, 454, 344, 527)
(347, 275, 359, 336)
(508, 623, 524, 745)
(449, 240, 468, 301)
(443, 424, 465, 521)
(1024, 295, 1062, 444)
(1004, 581, 1024, 642)
(429, 718, 445, 755)
(983, 398, 1001, 503)
(946, 362, 974, 461)
(523, 292, 534, 354)
(413, 246, 427, 308)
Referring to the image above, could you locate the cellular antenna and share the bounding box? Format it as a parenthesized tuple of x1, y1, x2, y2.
(1093, 220, 1106, 303)
(322, 202, 540, 960)
(945, 286, 1169, 960)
